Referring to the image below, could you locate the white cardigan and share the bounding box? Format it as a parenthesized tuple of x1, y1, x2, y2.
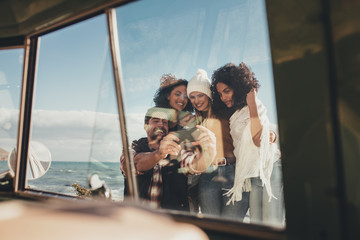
(225, 100, 280, 205)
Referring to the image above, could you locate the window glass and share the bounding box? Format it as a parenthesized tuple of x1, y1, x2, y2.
(117, 0, 284, 227)
(29, 14, 124, 201)
(0, 49, 23, 174)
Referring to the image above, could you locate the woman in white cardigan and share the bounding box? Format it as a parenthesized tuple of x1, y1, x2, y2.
(211, 62, 284, 227)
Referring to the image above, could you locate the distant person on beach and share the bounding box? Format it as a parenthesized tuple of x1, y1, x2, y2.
(121, 106, 216, 211)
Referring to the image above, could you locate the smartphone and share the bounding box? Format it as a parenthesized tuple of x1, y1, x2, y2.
(173, 127, 200, 143)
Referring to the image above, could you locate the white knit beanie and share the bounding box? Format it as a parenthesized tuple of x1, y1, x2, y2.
(187, 69, 212, 99)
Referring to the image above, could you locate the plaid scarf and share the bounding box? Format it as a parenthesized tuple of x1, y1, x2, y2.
(148, 163, 162, 208)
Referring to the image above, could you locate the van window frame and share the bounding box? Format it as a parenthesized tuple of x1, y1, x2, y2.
(4, 1, 286, 239)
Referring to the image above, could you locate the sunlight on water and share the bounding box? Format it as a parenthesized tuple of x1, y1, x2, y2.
(27, 161, 124, 201)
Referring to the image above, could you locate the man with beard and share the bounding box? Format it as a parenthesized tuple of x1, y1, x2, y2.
(121, 107, 216, 211)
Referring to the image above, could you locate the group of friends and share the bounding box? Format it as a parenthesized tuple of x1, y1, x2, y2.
(121, 62, 284, 226)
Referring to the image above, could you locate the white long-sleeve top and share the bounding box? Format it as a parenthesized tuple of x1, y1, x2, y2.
(225, 100, 280, 205)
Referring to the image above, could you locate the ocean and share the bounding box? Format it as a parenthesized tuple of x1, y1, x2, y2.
(0, 161, 124, 201)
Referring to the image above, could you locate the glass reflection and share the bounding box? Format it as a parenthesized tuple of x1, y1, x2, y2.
(117, 0, 284, 227)
(0, 49, 23, 173)
(29, 15, 123, 201)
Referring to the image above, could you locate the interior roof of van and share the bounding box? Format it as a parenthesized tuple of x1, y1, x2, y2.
(0, 0, 128, 40)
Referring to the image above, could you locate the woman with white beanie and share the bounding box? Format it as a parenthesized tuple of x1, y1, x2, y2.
(187, 69, 250, 220)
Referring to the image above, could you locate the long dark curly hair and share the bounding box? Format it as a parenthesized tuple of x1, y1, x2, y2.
(211, 62, 260, 119)
(153, 80, 194, 112)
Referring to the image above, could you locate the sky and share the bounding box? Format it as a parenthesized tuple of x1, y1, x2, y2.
(0, 0, 278, 163)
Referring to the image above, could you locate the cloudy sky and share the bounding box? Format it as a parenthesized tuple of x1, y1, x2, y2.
(0, 0, 278, 163)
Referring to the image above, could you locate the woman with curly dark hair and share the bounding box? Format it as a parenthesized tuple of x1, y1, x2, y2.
(153, 73, 195, 132)
(153, 73, 194, 112)
(211, 62, 284, 226)
(153, 73, 195, 133)
(211, 63, 260, 119)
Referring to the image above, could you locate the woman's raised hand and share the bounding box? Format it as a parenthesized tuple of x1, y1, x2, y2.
(246, 88, 257, 107)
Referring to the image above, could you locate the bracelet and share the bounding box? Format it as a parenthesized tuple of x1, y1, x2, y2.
(273, 131, 277, 143)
